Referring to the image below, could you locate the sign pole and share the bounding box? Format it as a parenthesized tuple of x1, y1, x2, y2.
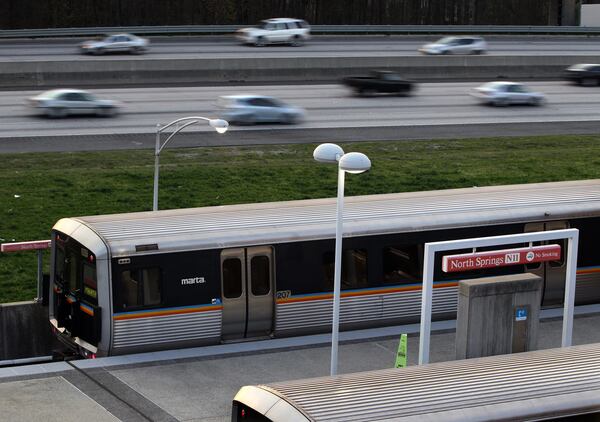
(36, 249, 43, 303)
(418, 229, 579, 366)
(562, 233, 579, 347)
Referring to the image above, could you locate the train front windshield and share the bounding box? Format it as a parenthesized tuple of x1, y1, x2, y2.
(52, 231, 101, 355)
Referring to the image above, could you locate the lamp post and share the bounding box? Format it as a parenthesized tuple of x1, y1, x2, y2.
(153, 116, 228, 211)
(313, 143, 371, 376)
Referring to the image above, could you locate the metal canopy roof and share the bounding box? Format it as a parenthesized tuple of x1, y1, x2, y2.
(236, 342, 600, 421)
(61, 179, 600, 257)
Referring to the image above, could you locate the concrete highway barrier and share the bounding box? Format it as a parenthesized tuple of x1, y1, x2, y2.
(0, 301, 55, 360)
(3, 55, 600, 88)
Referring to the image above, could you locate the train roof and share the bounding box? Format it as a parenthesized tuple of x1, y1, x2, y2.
(233, 343, 600, 421)
(54, 179, 600, 257)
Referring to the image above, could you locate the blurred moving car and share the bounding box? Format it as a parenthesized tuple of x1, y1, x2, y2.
(342, 71, 415, 96)
(28, 89, 121, 118)
(563, 64, 600, 86)
(419, 36, 487, 55)
(218, 95, 305, 124)
(471, 81, 545, 106)
(80, 33, 149, 55)
(236, 18, 310, 46)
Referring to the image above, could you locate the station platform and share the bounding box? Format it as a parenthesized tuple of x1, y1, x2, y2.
(2, 304, 600, 422)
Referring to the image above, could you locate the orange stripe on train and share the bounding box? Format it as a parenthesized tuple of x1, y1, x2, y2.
(278, 282, 459, 304)
(577, 268, 600, 274)
(114, 305, 223, 321)
(80, 305, 94, 316)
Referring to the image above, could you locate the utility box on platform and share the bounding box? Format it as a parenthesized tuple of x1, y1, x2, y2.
(456, 273, 543, 360)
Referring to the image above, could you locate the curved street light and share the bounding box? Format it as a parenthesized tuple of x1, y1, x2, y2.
(153, 116, 228, 211)
(313, 143, 371, 376)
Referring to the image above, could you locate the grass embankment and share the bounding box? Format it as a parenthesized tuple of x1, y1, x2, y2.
(1, 135, 599, 302)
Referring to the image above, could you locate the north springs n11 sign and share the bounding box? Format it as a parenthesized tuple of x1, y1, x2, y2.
(442, 244, 561, 273)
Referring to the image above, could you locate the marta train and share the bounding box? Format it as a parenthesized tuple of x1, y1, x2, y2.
(49, 179, 600, 357)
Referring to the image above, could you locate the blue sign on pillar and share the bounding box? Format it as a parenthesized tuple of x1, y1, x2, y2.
(515, 307, 528, 321)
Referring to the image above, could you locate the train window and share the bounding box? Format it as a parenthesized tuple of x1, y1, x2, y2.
(67, 252, 78, 291)
(223, 258, 243, 298)
(55, 247, 66, 286)
(121, 271, 138, 308)
(322, 249, 368, 291)
(142, 268, 161, 305)
(382, 245, 422, 284)
(251, 256, 270, 296)
(82, 263, 98, 304)
(119, 268, 161, 310)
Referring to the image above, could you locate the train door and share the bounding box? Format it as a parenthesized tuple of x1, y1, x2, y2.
(525, 221, 568, 307)
(220, 246, 274, 341)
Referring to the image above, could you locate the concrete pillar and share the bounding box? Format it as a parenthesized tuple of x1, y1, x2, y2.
(561, 0, 579, 26)
(456, 273, 542, 360)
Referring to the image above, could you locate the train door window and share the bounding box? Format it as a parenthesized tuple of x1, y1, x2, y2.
(250, 256, 270, 296)
(524, 223, 543, 270)
(383, 245, 422, 284)
(549, 239, 566, 268)
(322, 249, 368, 290)
(223, 258, 243, 298)
(525, 256, 543, 270)
(119, 268, 161, 310)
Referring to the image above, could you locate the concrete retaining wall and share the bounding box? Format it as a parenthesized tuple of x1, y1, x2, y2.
(0, 301, 56, 360)
(4, 55, 600, 88)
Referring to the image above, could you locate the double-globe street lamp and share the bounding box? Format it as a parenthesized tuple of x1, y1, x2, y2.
(313, 143, 371, 376)
(153, 116, 228, 211)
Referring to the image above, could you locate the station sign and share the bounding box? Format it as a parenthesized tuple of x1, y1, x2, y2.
(1, 240, 51, 252)
(442, 244, 561, 273)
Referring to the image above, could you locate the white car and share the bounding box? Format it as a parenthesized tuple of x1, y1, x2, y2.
(471, 82, 545, 106)
(419, 36, 487, 55)
(218, 94, 305, 125)
(236, 18, 310, 47)
(28, 89, 121, 118)
(80, 33, 149, 55)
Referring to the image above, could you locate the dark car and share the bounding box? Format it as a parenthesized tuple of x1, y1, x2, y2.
(342, 71, 415, 96)
(563, 64, 600, 86)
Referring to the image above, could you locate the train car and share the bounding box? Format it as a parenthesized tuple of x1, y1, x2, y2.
(49, 179, 600, 357)
(232, 342, 600, 421)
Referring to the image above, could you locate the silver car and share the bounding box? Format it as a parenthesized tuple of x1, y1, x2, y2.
(80, 33, 149, 55)
(218, 95, 305, 125)
(471, 82, 545, 106)
(28, 89, 121, 118)
(419, 36, 487, 55)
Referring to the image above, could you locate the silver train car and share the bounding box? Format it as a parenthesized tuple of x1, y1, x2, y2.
(232, 342, 600, 421)
(49, 179, 600, 357)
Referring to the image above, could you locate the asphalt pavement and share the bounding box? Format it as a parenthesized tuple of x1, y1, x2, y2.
(3, 35, 600, 61)
(2, 82, 600, 153)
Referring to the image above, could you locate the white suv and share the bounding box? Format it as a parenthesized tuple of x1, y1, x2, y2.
(236, 18, 311, 47)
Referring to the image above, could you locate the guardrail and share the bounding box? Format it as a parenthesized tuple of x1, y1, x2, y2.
(2, 25, 600, 39)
